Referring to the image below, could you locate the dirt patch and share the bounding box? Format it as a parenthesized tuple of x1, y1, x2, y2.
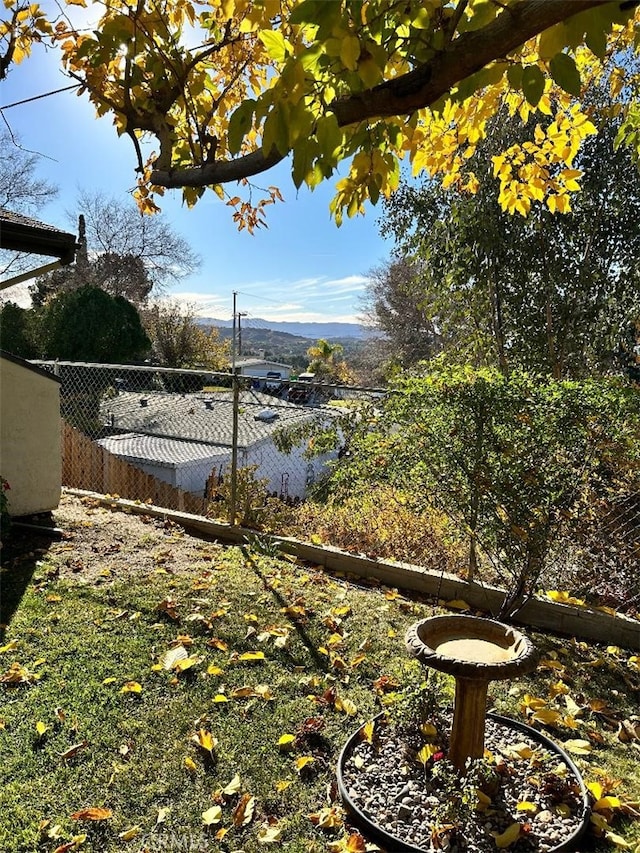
(12, 493, 226, 585)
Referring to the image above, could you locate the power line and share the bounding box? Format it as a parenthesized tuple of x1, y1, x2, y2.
(0, 84, 81, 111)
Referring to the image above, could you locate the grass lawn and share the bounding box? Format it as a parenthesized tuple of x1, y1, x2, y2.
(1, 498, 639, 853)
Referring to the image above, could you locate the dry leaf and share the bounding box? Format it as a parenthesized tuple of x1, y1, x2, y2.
(563, 739, 593, 755)
(222, 773, 242, 796)
(120, 681, 142, 694)
(70, 807, 113, 821)
(232, 793, 255, 827)
(160, 645, 188, 670)
(361, 720, 375, 744)
(257, 821, 283, 843)
(191, 729, 218, 758)
(59, 741, 88, 761)
(118, 826, 140, 841)
(202, 805, 222, 826)
(277, 733, 295, 750)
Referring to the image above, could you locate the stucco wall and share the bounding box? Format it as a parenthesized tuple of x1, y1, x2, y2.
(0, 356, 61, 516)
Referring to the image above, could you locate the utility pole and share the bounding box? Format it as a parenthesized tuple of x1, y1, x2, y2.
(230, 292, 239, 526)
(238, 312, 248, 357)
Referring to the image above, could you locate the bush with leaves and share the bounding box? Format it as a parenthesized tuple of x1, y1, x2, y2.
(325, 364, 640, 618)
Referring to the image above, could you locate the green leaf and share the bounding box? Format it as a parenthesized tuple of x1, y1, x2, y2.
(521, 65, 545, 107)
(227, 100, 256, 155)
(340, 36, 360, 71)
(258, 30, 291, 62)
(549, 53, 581, 97)
(263, 102, 291, 156)
(506, 64, 523, 90)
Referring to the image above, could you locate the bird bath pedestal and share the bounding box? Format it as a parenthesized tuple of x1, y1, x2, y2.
(405, 614, 538, 772)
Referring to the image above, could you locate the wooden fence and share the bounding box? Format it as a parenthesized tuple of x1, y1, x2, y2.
(61, 420, 207, 515)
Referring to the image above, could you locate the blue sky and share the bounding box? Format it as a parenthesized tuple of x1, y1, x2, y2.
(1, 43, 392, 325)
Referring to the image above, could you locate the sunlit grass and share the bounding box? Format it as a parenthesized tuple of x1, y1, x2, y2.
(1, 520, 638, 852)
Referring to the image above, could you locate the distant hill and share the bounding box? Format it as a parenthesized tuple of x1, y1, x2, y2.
(198, 317, 375, 370)
(198, 317, 371, 340)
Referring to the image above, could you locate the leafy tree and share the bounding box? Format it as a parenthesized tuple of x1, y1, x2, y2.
(361, 257, 443, 376)
(378, 106, 640, 377)
(144, 301, 230, 370)
(38, 285, 150, 363)
(2, 1, 639, 225)
(306, 338, 353, 383)
(326, 364, 640, 617)
(0, 301, 37, 358)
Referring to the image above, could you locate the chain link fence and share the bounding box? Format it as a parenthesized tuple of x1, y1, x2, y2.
(33, 360, 378, 525)
(31, 359, 640, 611)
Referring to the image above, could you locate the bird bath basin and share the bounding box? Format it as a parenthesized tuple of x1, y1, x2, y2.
(405, 615, 538, 771)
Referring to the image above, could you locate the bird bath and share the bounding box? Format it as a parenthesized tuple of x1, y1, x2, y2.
(405, 614, 538, 772)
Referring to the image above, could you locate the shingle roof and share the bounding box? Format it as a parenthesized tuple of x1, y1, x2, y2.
(0, 208, 77, 262)
(101, 390, 334, 449)
(97, 433, 228, 467)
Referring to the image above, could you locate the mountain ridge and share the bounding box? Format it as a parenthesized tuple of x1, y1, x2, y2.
(198, 317, 370, 340)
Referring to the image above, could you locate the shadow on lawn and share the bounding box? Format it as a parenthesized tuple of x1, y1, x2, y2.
(241, 545, 332, 674)
(0, 519, 60, 641)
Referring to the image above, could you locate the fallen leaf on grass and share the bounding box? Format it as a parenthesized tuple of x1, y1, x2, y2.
(275, 779, 293, 792)
(222, 773, 242, 796)
(184, 756, 198, 772)
(232, 793, 255, 827)
(191, 729, 218, 758)
(160, 645, 188, 670)
(59, 741, 88, 762)
(156, 806, 170, 824)
(118, 826, 140, 841)
(70, 807, 113, 821)
(35, 721, 49, 737)
(309, 806, 344, 830)
(52, 836, 87, 853)
(295, 755, 315, 773)
(0, 640, 18, 653)
(202, 805, 222, 826)
(563, 739, 593, 755)
(257, 821, 283, 843)
(277, 733, 295, 750)
(120, 681, 142, 694)
(0, 662, 41, 685)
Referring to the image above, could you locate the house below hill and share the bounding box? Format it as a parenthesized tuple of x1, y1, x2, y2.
(98, 389, 337, 500)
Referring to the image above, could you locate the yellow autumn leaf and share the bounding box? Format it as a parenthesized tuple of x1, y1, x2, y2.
(446, 599, 471, 611)
(120, 681, 142, 694)
(207, 665, 224, 676)
(275, 779, 293, 792)
(213, 693, 229, 703)
(417, 743, 440, 765)
(335, 695, 358, 716)
(594, 796, 622, 811)
(516, 801, 538, 813)
(420, 722, 438, 739)
(35, 721, 49, 737)
(202, 805, 222, 826)
(191, 728, 218, 757)
(0, 640, 18, 653)
(563, 739, 593, 755)
(295, 755, 315, 772)
(605, 830, 634, 849)
(278, 733, 295, 750)
(531, 708, 561, 725)
(238, 651, 265, 662)
(493, 822, 522, 848)
(184, 756, 198, 772)
(118, 826, 140, 841)
(222, 773, 242, 796)
(361, 720, 375, 744)
(102, 677, 117, 685)
(258, 822, 283, 843)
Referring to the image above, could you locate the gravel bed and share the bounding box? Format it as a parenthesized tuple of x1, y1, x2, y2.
(339, 713, 588, 852)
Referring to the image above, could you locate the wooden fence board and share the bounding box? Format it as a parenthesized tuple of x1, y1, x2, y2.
(61, 420, 206, 516)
